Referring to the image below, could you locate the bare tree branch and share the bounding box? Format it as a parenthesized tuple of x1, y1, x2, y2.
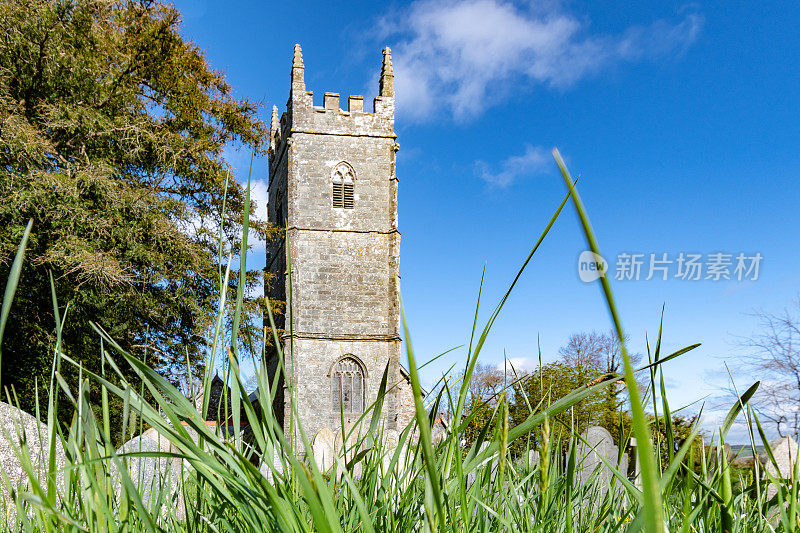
(737, 298, 800, 436)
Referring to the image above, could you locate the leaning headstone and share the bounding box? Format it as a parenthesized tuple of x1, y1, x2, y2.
(760, 435, 798, 500)
(577, 426, 624, 496)
(0, 402, 66, 515)
(312, 429, 336, 473)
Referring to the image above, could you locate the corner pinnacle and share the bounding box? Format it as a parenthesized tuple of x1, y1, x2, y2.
(379, 46, 394, 97)
(292, 43, 304, 69)
(271, 105, 279, 133)
(291, 44, 306, 94)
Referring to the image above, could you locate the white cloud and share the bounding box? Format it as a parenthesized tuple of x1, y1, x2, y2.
(384, 0, 703, 121)
(496, 357, 539, 373)
(698, 409, 770, 445)
(246, 178, 269, 253)
(475, 144, 549, 187)
(219, 143, 269, 253)
(249, 178, 269, 221)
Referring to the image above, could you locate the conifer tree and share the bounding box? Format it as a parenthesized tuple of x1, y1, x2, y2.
(0, 0, 273, 437)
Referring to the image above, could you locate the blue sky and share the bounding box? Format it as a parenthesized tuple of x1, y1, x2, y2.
(173, 0, 800, 442)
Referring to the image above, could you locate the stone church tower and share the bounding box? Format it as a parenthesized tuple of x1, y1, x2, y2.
(265, 45, 415, 450)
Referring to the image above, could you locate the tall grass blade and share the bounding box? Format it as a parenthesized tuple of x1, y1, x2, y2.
(0, 218, 33, 381)
(553, 148, 664, 533)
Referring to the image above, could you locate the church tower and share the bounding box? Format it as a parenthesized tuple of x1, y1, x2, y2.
(265, 45, 413, 449)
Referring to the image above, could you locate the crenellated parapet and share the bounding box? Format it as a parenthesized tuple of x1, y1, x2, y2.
(269, 45, 396, 170)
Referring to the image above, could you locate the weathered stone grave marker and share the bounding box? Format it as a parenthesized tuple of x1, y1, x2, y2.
(760, 435, 798, 500)
(259, 451, 285, 483)
(577, 426, 627, 496)
(527, 450, 540, 468)
(381, 429, 400, 473)
(115, 434, 184, 507)
(0, 402, 66, 516)
(312, 428, 336, 473)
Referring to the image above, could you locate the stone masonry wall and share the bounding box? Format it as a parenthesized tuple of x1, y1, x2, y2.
(397, 373, 418, 429)
(286, 337, 402, 441)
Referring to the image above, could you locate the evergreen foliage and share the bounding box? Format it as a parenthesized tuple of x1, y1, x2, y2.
(0, 0, 274, 438)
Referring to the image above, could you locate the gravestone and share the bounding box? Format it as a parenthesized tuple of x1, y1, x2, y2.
(380, 428, 415, 492)
(385, 429, 400, 450)
(0, 402, 66, 513)
(381, 429, 400, 473)
(335, 422, 365, 478)
(577, 426, 625, 495)
(619, 451, 629, 485)
(431, 417, 448, 446)
(260, 451, 285, 483)
(143, 424, 202, 452)
(629, 437, 641, 488)
(312, 429, 336, 473)
(115, 435, 184, 509)
(706, 442, 734, 468)
(760, 435, 798, 500)
(527, 450, 540, 468)
(466, 442, 497, 488)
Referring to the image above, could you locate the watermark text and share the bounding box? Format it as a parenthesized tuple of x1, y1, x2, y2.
(578, 252, 762, 282)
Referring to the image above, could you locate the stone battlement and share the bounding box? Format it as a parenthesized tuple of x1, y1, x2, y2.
(268, 45, 395, 169)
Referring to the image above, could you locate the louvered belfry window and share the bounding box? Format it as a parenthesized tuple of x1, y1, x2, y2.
(332, 162, 355, 209)
(332, 357, 364, 414)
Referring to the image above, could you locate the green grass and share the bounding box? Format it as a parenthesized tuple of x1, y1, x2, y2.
(0, 150, 798, 532)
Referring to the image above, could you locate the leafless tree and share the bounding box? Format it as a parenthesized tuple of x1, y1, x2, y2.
(458, 363, 509, 446)
(559, 330, 642, 376)
(559, 330, 644, 417)
(740, 300, 800, 437)
(465, 363, 507, 407)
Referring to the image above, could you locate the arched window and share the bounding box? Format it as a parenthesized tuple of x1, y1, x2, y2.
(332, 162, 355, 209)
(331, 356, 364, 414)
